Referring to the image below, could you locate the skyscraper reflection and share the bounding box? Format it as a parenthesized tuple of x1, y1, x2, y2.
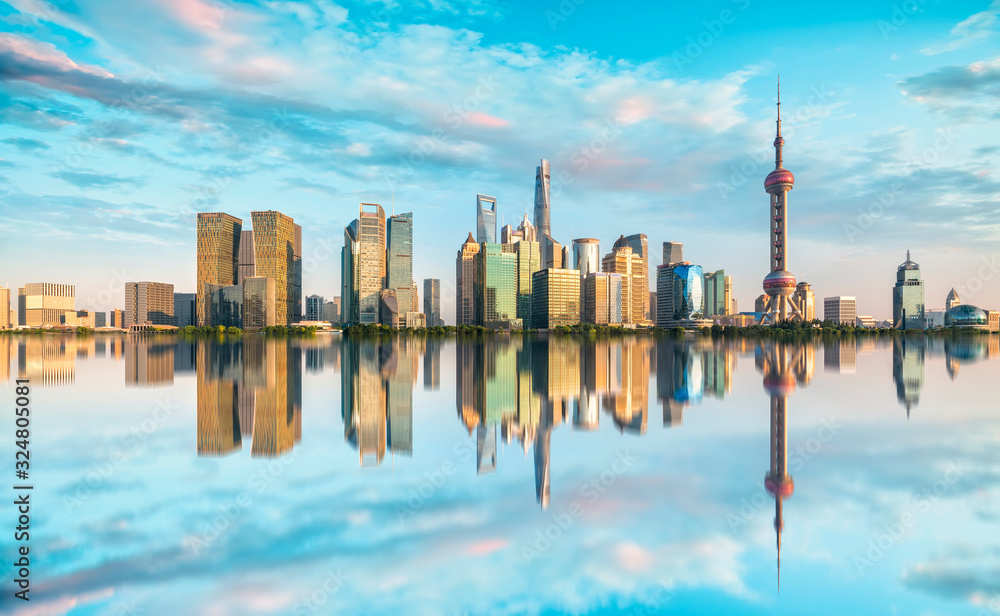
(893, 336, 925, 417)
(125, 336, 175, 387)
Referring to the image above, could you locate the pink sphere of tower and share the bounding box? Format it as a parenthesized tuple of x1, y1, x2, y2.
(763, 269, 797, 297)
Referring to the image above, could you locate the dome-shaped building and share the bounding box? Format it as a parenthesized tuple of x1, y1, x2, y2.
(944, 304, 989, 330)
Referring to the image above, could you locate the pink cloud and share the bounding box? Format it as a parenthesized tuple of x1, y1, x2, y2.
(465, 538, 508, 556)
(0, 33, 112, 77)
(467, 112, 509, 128)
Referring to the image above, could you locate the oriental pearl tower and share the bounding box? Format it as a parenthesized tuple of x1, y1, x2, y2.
(762, 79, 804, 324)
(761, 342, 797, 591)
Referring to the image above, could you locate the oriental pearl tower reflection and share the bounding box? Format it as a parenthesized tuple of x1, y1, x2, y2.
(758, 341, 811, 591)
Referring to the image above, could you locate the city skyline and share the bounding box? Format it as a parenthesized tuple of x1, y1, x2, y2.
(2, 1, 1000, 322)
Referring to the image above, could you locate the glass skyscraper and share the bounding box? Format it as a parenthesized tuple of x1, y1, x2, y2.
(250, 210, 300, 326)
(387, 212, 414, 315)
(423, 278, 442, 326)
(671, 264, 705, 321)
(476, 194, 497, 244)
(514, 240, 541, 322)
(475, 243, 517, 327)
(531, 269, 580, 328)
(893, 251, 925, 330)
(196, 212, 242, 327)
(533, 159, 551, 238)
(342, 203, 386, 325)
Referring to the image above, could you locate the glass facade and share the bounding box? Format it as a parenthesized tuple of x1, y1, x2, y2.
(423, 278, 442, 327)
(704, 269, 727, 317)
(476, 194, 497, 244)
(250, 211, 300, 326)
(671, 264, 705, 321)
(387, 212, 414, 315)
(514, 240, 541, 323)
(476, 243, 517, 326)
(196, 212, 242, 327)
(533, 159, 551, 238)
(125, 281, 175, 327)
(893, 252, 925, 330)
(531, 269, 580, 328)
(456, 234, 480, 326)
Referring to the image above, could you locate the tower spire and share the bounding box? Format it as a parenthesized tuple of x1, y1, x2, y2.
(774, 76, 784, 169)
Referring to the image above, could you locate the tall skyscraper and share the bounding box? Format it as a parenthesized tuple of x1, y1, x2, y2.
(761, 80, 804, 324)
(601, 236, 646, 325)
(656, 264, 705, 327)
(583, 272, 623, 324)
(423, 279, 442, 326)
(823, 296, 857, 325)
(0, 287, 10, 329)
(531, 269, 580, 328)
(501, 213, 537, 244)
(476, 243, 517, 327)
(342, 204, 386, 325)
(243, 277, 276, 329)
(387, 212, 414, 314)
(18, 283, 75, 327)
(237, 230, 255, 284)
(541, 234, 563, 270)
(533, 159, 552, 238)
(250, 210, 300, 326)
(196, 212, 242, 327)
(662, 242, 683, 266)
(573, 238, 600, 320)
(476, 194, 497, 244)
(624, 234, 649, 322)
(704, 270, 729, 317)
(125, 282, 175, 327)
(893, 251, 925, 330)
(456, 233, 481, 326)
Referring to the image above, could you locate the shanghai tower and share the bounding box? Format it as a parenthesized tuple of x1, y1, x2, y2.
(533, 159, 551, 238)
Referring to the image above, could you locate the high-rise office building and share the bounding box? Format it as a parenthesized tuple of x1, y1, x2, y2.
(501, 213, 537, 244)
(18, 283, 75, 327)
(601, 236, 645, 325)
(237, 230, 255, 284)
(342, 203, 386, 325)
(656, 264, 706, 327)
(541, 234, 562, 270)
(456, 233, 481, 326)
(0, 287, 9, 329)
(410, 281, 419, 313)
(305, 294, 324, 321)
(824, 296, 857, 325)
(704, 270, 731, 317)
(532, 269, 580, 328)
(476, 243, 517, 327)
(946, 287, 961, 311)
(583, 272, 623, 324)
(250, 210, 300, 326)
(208, 284, 243, 327)
(512, 240, 541, 322)
(243, 276, 276, 329)
(324, 299, 340, 324)
(174, 292, 196, 327)
(893, 251, 925, 330)
(197, 212, 242, 326)
(387, 212, 414, 314)
(663, 242, 683, 266)
(534, 159, 552, 238)
(476, 194, 497, 244)
(125, 282, 175, 327)
(423, 279, 442, 326)
(760, 81, 804, 324)
(624, 234, 649, 322)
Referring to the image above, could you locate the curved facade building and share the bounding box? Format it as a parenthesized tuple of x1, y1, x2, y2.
(476, 194, 497, 244)
(533, 159, 551, 238)
(944, 304, 989, 330)
(671, 264, 705, 321)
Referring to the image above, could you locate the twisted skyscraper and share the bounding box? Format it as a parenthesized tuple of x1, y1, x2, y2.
(533, 159, 551, 238)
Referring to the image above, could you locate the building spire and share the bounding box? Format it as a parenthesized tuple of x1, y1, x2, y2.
(774, 76, 784, 170)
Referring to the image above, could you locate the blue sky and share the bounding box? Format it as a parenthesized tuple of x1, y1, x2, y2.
(1, 0, 999, 320)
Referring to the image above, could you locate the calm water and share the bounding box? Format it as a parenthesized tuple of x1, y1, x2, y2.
(1, 333, 999, 616)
